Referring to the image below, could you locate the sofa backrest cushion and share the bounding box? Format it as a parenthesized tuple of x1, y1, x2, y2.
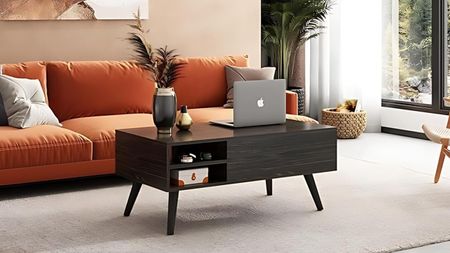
(173, 56, 248, 109)
(1, 62, 47, 97)
(46, 61, 154, 122)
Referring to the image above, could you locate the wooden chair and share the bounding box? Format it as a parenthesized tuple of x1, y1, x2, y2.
(423, 117, 450, 183)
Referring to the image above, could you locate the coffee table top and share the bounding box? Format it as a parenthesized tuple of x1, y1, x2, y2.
(117, 120, 335, 145)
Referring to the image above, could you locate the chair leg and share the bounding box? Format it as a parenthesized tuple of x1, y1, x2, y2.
(435, 145, 447, 183)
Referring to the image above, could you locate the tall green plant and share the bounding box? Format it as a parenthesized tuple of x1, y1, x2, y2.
(262, 0, 332, 82)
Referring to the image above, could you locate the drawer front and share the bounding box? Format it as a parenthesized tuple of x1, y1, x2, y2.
(227, 129, 336, 181)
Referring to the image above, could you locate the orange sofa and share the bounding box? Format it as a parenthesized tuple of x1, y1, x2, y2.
(0, 56, 298, 186)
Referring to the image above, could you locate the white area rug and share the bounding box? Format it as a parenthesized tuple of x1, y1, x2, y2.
(2, 133, 450, 253)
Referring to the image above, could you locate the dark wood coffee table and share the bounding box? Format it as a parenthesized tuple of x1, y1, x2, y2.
(116, 120, 337, 235)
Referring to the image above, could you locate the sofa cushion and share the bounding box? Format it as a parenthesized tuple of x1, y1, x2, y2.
(173, 56, 248, 109)
(1, 62, 47, 95)
(62, 114, 155, 160)
(0, 75, 61, 128)
(0, 125, 92, 170)
(187, 108, 319, 124)
(46, 61, 154, 122)
(187, 107, 234, 123)
(61, 109, 232, 160)
(1, 62, 47, 126)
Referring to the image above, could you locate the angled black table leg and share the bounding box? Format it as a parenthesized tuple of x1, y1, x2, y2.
(124, 182, 142, 217)
(266, 179, 273, 196)
(167, 191, 179, 235)
(304, 174, 323, 211)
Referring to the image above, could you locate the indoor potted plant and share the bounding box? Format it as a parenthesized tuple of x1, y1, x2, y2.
(262, 0, 332, 85)
(128, 11, 184, 134)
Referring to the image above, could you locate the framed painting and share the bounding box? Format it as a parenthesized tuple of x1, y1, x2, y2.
(0, 0, 149, 20)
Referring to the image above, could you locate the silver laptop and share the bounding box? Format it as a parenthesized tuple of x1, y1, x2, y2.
(210, 79, 286, 128)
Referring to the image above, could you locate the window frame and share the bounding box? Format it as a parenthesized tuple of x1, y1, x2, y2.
(382, 0, 448, 115)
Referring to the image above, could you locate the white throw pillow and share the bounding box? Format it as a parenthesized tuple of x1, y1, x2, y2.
(0, 75, 61, 128)
(224, 66, 276, 108)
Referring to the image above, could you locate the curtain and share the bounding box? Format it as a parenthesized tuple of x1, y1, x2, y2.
(306, 0, 382, 133)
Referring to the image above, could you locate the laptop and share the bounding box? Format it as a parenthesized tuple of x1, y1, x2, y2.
(210, 79, 286, 128)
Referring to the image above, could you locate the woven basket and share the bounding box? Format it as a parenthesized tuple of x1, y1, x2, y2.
(321, 108, 367, 139)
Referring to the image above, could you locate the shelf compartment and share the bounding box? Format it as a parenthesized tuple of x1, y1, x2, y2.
(171, 141, 227, 164)
(170, 164, 227, 189)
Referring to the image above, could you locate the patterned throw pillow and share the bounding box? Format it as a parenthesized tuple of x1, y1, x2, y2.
(0, 75, 61, 128)
(224, 66, 276, 108)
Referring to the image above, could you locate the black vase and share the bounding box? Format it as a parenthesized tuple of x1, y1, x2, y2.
(153, 87, 177, 134)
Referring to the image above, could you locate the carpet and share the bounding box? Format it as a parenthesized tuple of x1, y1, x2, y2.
(1, 133, 450, 253)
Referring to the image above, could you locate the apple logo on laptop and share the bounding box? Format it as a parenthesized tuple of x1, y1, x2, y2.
(257, 98, 264, 108)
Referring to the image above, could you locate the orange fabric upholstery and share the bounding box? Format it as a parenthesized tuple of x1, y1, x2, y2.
(62, 109, 232, 160)
(62, 114, 154, 160)
(46, 61, 155, 121)
(0, 159, 114, 186)
(286, 91, 299, 115)
(2, 61, 47, 97)
(0, 57, 303, 186)
(0, 125, 92, 170)
(188, 107, 233, 123)
(173, 56, 248, 109)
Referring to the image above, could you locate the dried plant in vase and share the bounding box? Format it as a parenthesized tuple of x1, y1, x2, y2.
(128, 10, 185, 134)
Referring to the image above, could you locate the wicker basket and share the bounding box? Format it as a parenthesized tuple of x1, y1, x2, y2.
(321, 108, 367, 139)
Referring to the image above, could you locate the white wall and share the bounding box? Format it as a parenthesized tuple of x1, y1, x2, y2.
(382, 107, 448, 132)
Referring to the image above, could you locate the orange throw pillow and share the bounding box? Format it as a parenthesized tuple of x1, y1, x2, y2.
(173, 56, 249, 109)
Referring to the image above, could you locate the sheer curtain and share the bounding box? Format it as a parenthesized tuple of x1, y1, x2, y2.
(306, 0, 382, 132)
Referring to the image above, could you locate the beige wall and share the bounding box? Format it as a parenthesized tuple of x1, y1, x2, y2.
(0, 0, 261, 67)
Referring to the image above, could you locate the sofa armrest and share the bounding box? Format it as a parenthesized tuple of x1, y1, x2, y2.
(286, 90, 298, 115)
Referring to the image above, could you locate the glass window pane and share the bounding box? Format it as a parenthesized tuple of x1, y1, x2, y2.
(383, 0, 432, 104)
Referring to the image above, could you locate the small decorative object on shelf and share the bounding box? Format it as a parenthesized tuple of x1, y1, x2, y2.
(288, 87, 305, 115)
(127, 10, 185, 135)
(176, 105, 193, 131)
(180, 153, 196, 164)
(199, 152, 212, 161)
(171, 167, 209, 187)
(321, 99, 367, 139)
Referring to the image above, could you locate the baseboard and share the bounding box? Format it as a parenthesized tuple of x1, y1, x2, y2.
(381, 127, 427, 140)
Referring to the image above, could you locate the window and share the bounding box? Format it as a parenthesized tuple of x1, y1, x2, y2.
(383, 0, 448, 113)
(383, 0, 432, 104)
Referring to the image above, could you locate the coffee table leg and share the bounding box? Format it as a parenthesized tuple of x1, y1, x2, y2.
(304, 174, 323, 211)
(167, 191, 179, 235)
(266, 179, 273, 196)
(124, 182, 142, 217)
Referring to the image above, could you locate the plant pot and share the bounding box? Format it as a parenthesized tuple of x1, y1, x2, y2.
(153, 87, 177, 134)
